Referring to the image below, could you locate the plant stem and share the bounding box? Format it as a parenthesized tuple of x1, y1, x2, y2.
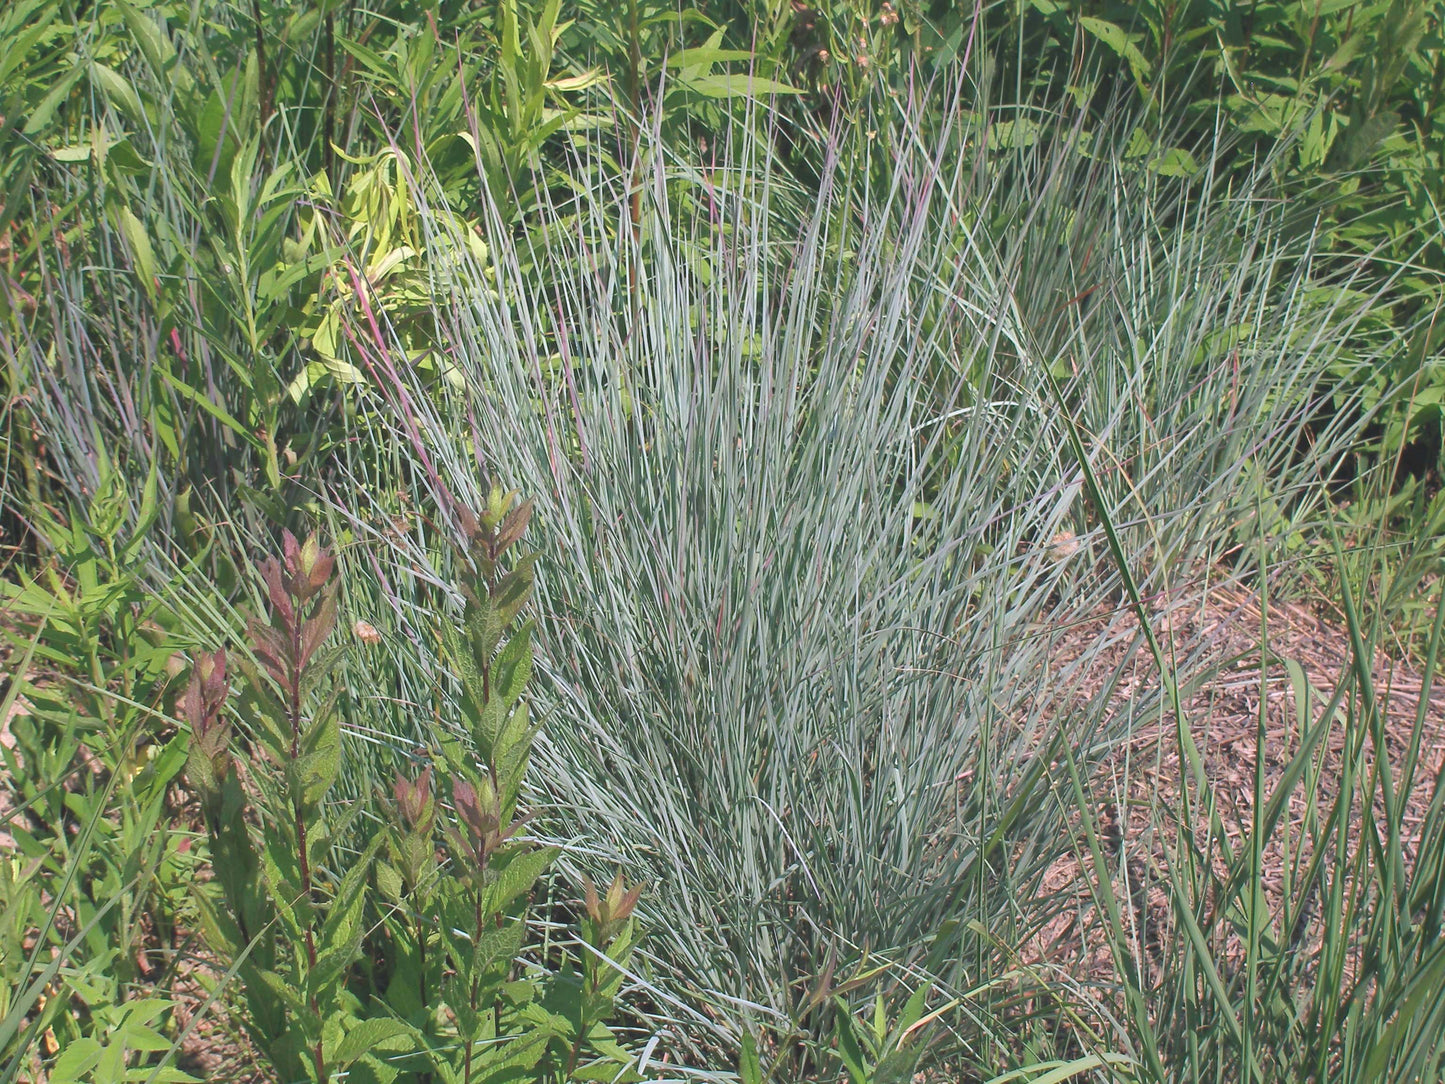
(289, 623, 324, 1081)
(417, 907, 432, 1084)
(417, 910, 428, 1010)
(251, 0, 272, 126)
(323, 8, 336, 186)
(463, 887, 486, 1084)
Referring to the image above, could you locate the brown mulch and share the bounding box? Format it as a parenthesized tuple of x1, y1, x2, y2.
(1024, 574, 1445, 995)
(169, 955, 272, 1084)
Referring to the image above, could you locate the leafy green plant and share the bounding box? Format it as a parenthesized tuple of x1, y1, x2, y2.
(184, 494, 646, 1083)
(0, 765, 196, 1084)
(3, 0, 632, 564)
(0, 475, 198, 1082)
(185, 527, 378, 1081)
(735, 964, 968, 1084)
(10, 2, 1444, 1077)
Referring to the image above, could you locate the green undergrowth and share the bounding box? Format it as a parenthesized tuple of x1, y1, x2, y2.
(2, 0, 1444, 1079)
(2, 488, 655, 1083)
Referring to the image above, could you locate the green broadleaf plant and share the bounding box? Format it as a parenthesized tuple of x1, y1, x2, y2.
(184, 493, 645, 1083)
(0, 463, 199, 1084)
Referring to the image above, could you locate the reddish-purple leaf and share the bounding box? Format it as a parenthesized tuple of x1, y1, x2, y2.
(258, 556, 294, 630)
(297, 586, 338, 671)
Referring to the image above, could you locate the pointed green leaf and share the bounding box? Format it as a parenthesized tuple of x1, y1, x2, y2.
(483, 846, 556, 916)
(331, 1017, 423, 1066)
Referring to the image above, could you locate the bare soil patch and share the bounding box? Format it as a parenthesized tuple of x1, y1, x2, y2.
(1029, 576, 1445, 991)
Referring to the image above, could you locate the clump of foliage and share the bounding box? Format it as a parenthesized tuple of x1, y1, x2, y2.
(754, 0, 1445, 499)
(0, 453, 199, 1083)
(182, 488, 646, 1083)
(5, 0, 1445, 1080)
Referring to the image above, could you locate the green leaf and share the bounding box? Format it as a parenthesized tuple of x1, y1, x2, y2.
(255, 968, 310, 1017)
(569, 1059, 637, 1081)
(190, 885, 242, 956)
(467, 1027, 550, 1080)
(159, 369, 256, 445)
(739, 1032, 763, 1084)
(678, 73, 800, 99)
(664, 33, 753, 75)
(375, 859, 404, 904)
(468, 918, 526, 978)
(833, 1005, 870, 1084)
(115, 205, 157, 300)
(0, 6, 55, 87)
(48, 1037, 103, 1082)
(1077, 17, 1150, 88)
(894, 982, 930, 1044)
(983, 1052, 1135, 1084)
(494, 622, 533, 708)
(307, 932, 358, 1008)
(123, 452, 162, 563)
(492, 554, 538, 628)
(324, 835, 382, 940)
(483, 846, 557, 916)
(51, 144, 96, 163)
(990, 118, 1043, 149)
(492, 701, 535, 788)
(115, 0, 177, 80)
(25, 67, 85, 135)
(471, 689, 506, 760)
(297, 714, 342, 805)
(330, 1018, 422, 1068)
(1148, 147, 1199, 178)
(89, 63, 146, 125)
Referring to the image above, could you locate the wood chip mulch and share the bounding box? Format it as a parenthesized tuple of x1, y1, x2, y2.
(1022, 574, 1445, 1000)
